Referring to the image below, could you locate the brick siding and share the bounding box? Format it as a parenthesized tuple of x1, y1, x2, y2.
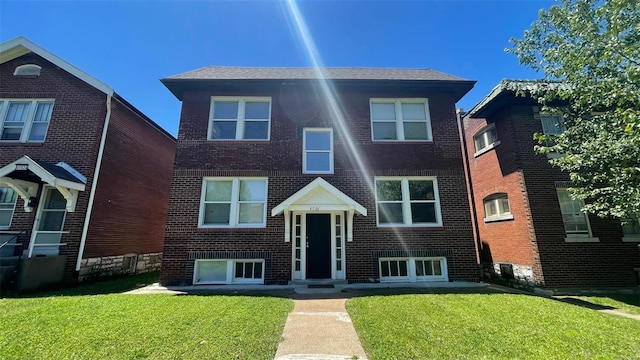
(162, 82, 479, 285)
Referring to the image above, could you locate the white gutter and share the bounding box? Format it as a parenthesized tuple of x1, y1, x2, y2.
(75, 94, 112, 271)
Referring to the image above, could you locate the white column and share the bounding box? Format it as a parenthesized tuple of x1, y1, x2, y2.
(347, 209, 354, 242)
(284, 210, 291, 242)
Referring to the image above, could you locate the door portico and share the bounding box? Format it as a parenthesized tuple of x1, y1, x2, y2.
(271, 177, 366, 281)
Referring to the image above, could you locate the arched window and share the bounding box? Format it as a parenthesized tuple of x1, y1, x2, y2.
(14, 64, 42, 76)
(483, 193, 513, 222)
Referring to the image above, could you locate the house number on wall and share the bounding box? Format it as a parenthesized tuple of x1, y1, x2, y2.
(309, 206, 320, 211)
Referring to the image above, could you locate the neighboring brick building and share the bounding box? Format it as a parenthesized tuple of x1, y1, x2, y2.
(0, 37, 176, 291)
(160, 66, 479, 286)
(462, 80, 640, 289)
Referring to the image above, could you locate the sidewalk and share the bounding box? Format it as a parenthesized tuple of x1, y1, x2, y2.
(274, 296, 368, 360)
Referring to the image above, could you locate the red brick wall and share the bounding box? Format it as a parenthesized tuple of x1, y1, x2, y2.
(464, 109, 542, 283)
(83, 98, 176, 258)
(511, 105, 639, 288)
(465, 102, 640, 288)
(0, 53, 104, 281)
(162, 82, 478, 285)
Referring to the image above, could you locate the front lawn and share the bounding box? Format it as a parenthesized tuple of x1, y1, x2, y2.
(347, 293, 640, 359)
(0, 277, 292, 359)
(574, 293, 640, 315)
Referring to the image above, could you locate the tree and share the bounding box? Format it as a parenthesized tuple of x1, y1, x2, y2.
(508, 0, 640, 219)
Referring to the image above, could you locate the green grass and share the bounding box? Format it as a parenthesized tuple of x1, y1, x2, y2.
(573, 294, 640, 315)
(0, 273, 293, 359)
(30, 271, 161, 297)
(347, 293, 640, 359)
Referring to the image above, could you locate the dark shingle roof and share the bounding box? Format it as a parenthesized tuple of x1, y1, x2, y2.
(163, 66, 468, 82)
(33, 159, 86, 184)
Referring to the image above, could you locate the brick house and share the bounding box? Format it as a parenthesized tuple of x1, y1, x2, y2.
(160, 66, 479, 286)
(0, 37, 176, 291)
(462, 80, 640, 289)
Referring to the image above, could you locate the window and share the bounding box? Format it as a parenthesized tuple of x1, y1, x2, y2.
(370, 99, 431, 141)
(375, 177, 441, 226)
(193, 259, 264, 284)
(14, 64, 42, 76)
(199, 178, 267, 227)
(303, 128, 333, 174)
(0, 99, 54, 142)
(540, 114, 564, 135)
(379, 257, 447, 282)
(622, 214, 640, 240)
(483, 193, 513, 222)
(473, 124, 500, 156)
(0, 187, 17, 228)
(209, 97, 271, 140)
(556, 189, 591, 237)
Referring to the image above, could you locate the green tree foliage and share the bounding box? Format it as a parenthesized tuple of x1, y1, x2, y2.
(509, 0, 640, 219)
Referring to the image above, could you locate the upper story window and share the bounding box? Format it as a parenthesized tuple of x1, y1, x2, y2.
(540, 114, 564, 135)
(199, 177, 268, 228)
(370, 99, 432, 141)
(0, 187, 18, 228)
(622, 214, 640, 241)
(375, 177, 441, 227)
(473, 124, 500, 156)
(303, 128, 333, 174)
(209, 97, 271, 140)
(0, 99, 54, 143)
(483, 193, 513, 222)
(14, 64, 42, 76)
(556, 188, 594, 240)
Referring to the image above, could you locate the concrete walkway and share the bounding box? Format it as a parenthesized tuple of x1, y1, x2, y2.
(274, 296, 368, 360)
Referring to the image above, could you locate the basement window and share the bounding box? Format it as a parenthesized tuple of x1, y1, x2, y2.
(193, 259, 264, 284)
(379, 257, 448, 282)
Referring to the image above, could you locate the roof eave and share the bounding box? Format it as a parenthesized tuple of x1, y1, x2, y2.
(161, 77, 476, 102)
(0, 36, 114, 96)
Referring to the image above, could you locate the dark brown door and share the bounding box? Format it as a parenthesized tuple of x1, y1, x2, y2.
(306, 214, 331, 279)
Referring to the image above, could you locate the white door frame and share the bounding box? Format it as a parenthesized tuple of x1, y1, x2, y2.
(27, 185, 68, 258)
(291, 211, 346, 281)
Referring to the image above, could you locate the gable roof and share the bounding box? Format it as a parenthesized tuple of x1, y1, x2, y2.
(0, 36, 114, 95)
(0, 37, 175, 141)
(164, 66, 468, 82)
(271, 177, 367, 216)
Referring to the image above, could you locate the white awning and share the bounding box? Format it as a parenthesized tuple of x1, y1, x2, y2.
(271, 177, 367, 216)
(0, 155, 86, 212)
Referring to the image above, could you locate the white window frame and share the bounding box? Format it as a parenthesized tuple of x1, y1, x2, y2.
(622, 214, 640, 242)
(379, 257, 448, 282)
(193, 259, 265, 285)
(483, 193, 513, 222)
(556, 188, 599, 242)
(375, 177, 442, 227)
(0, 99, 55, 143)
(540, 114, 564, 135)
(370, 98, 432, 141)
(302, 128, 334, 174)
(473, 124, 500, 157)
(208, 96, 271, 141)
(0, 187, 18, 228)
(199, 177, 268, 228)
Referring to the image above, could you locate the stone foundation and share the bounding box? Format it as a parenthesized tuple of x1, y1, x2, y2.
(482, 262, 535, 286)
(79, 252, 162, 282)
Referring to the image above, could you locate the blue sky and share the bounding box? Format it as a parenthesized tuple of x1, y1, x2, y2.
(0, 0, 552, 136)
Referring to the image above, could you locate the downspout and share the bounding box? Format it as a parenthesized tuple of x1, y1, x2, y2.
(75, 94, 112, 271)
(456, 109, 482, 264)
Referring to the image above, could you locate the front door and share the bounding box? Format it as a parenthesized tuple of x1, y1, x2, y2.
(305, 214, 331, 279)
